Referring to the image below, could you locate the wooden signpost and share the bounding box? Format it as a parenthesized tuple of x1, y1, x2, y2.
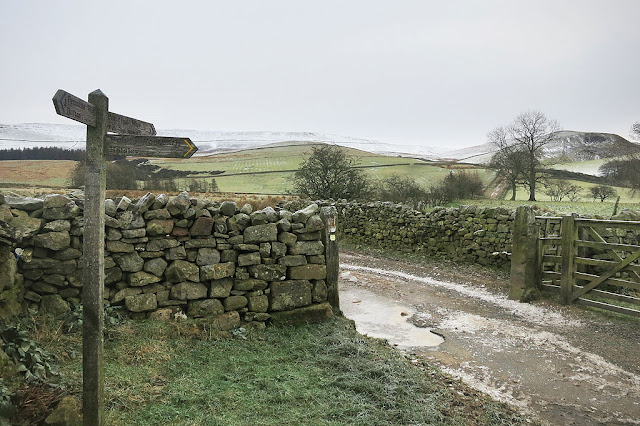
(53, 89, 197, 426)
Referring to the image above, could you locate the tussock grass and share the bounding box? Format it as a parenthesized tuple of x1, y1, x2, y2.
(40, 317, 529, 425)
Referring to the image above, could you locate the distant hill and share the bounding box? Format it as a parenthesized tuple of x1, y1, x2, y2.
(0, 123, 443, 158)
(440, 131, 640, 165)
(1, 124, 636, 164)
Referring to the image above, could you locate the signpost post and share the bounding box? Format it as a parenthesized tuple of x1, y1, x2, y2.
(53, 89, 197, 425)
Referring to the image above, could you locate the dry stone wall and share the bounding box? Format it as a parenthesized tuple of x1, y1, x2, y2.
(330, 201, 515, 267)
(1, 192, 331, 326)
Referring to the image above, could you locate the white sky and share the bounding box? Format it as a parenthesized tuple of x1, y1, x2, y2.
(1, 0, 638, 149)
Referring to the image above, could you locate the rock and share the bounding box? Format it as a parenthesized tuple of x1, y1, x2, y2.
(10, 215, 43, 239)
(278, 232, 297, 247)
(135, 192, 156, 213)
(121, 228, 146, 239)
(125, 293, 157, 312)
(269, 302, 333, 326)
(52, 248, 82, 260)
(188, 299, 224, 317)
(167, 192, 191, 215)
(171, 281, 208, 300)
(106, 241, 135, 253)
(223, 295, 247, 311)
(250, 210, 268, 225)
(289, 240, 324, 256)
(33, 231, 70, 251)
(117, 196, 132, 211)
(190, 217, 214, 236)
(233, 278, 268, 291)
(146, 238, 181, 252)
(112, 287, 142, 304)
(269, 280, 313, 311)
(43, 200, 80, 220)
(104, 199, 117, 217)
(219, 201, 237, 217)
(40, 294, 70, 316)
(278, 255, 307, 267)
(144, 208, 171, 220)
(152, 193, 168, 210)
(276, 218, 291, 232)
(292, 203, 319, 223)
(209, 277, 233, 298)
(32, 281, 59, 294)
(44, 396, 82, 426)
(243, 223, 277, 243)
(143, 257, 168, 277)
(205, 311, 241, 330)
(166, 260, 200, 283)
(196, 248, 220, 266)
(146, 219, 174, 237)
(271, 242, 287, 257)
(312, 280, 328, 303)
(43, 219, 71, 232)
(248, 264, 287, 281)
(200, 262, 235, 280)
(289, 264, 327, 280)
(305, 214, 324, 232)
(184, 238, 216, 249)
(247, 295, 269, 313)
(4, 196, 43, 211)
(228, 213, 250, 232)
(114, 252, 144, 272)
(240, 203, 253, 215)
(129, 271, 162, 287)
(237, 252, 261, 267)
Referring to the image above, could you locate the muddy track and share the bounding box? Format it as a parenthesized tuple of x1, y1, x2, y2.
(339, 250, 640, 425)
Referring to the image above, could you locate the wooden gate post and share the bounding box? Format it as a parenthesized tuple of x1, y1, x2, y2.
(83, 89, 108, 426)
(509, 205, 540, 301)
(560, 215, 577, 303)
(320, 206, 340, 313)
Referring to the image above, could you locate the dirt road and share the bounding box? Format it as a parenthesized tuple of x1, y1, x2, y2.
(339, 250, 640, 425)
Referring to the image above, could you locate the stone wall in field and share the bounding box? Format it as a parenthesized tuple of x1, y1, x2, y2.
(0, 192, 332, 326)
(328, 201, 515, 268)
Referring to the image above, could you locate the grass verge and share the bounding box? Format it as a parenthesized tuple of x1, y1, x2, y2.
(24, 316, 529, 425)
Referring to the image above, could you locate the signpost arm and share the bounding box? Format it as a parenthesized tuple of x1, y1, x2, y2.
(83, 89, 108, 426)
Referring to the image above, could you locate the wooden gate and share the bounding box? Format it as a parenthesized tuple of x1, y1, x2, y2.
(537, 215, 640, 317)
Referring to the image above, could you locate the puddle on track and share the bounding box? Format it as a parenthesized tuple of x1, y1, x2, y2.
(341, 286, 444, 349)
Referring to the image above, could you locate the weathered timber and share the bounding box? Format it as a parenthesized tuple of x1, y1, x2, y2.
(560, 215, 577, 303)
(107, 112, 156, 136)
(105, 135, 197, 158)
(320, 206, 340, 313)
(575, 272, 640, 292)
(586, 227, 640, 283)
(53, 89, 96, 126)
(574, 298, 640, 318)
(82, 90, 108, 426)
(53, 89, 155, 135)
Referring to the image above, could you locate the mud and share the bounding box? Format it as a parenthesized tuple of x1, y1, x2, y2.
(340, 250, 640, 426)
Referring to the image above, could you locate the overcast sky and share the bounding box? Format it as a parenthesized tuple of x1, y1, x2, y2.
(1, 1, 638, 149)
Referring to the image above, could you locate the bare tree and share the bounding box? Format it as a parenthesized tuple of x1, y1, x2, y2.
(488, 127, 528, 200)
(542, 179, 582, 202)
(589, 185, 617, 202)
(488, 110, 561, 201)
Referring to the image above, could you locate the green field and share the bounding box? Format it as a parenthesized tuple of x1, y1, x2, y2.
(150, 143, 494, 194)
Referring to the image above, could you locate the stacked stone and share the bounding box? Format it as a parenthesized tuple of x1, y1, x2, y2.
(7, 194, 82, 316)
(333, 201, 515, 267)
(8, 191, 329, 325)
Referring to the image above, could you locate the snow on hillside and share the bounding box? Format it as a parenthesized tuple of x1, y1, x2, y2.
(0, 123, 444, 158)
